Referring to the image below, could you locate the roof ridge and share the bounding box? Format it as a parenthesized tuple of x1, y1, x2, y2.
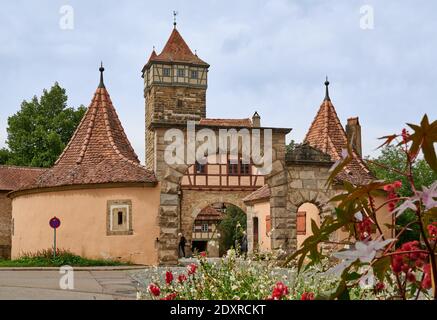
(0, 165, 46, 171)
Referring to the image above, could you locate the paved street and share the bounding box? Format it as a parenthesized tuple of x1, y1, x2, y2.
(0, 269, 142, 300)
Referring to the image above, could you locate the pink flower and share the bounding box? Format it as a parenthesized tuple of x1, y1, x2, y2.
(148, 283, 160, 297)
(187, 263, 197, 275)
(165, 271, 174, 285)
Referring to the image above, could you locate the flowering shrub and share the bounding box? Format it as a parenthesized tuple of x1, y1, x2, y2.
(288, 114, 437, 300)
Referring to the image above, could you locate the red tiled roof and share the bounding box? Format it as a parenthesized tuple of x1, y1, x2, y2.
(199, 118, 253, 127)
(16, 84, 156, 192)
(304, 98, 373, 184)
(196, 206, 224, 221)
(0, 165, 46, 191)
(147, 28, 208, 66)
(243, 184, 271, 204)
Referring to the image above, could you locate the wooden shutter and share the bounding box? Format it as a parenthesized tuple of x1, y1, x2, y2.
(297, 212, 306, 235)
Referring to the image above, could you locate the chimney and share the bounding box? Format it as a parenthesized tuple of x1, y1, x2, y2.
(346, 117, 362, 157)
(252, 111, 261, 127)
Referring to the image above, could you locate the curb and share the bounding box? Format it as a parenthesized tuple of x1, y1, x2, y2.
(0, 266, 148, 271)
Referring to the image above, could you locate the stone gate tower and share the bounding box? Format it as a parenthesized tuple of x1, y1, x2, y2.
(142, 25, 209, 171)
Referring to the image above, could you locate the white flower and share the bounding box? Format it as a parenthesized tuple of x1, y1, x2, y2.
(328, 237, 395, 275)
(391, 200, 417, 217)
(416, 181, 437, 210)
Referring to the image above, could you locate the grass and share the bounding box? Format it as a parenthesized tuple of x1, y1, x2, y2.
(0, 249, 129, 267)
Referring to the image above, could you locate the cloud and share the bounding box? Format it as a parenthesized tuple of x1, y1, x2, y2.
(0, 0, 436, 163)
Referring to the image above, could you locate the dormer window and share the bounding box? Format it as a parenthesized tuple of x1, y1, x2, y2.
(177, 69, 185, 77)
(163, 68, 171, 77)
(191, 70, 198, 79)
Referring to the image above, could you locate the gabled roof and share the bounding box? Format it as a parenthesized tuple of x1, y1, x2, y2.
(145, 28, 209, 68)
(15, 68, 156, 193)
(0, 165, 46, 191)
(199, 118, 253, 127)
(243, 184, 271, 204)
(196, 206, 224, 221)
(304, 83, 373, 184)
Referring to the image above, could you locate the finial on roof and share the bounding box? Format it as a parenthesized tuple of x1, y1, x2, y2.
(173, 10, 178, 28)
(99, 62, 105, 88)
(324, 76, 330, 101)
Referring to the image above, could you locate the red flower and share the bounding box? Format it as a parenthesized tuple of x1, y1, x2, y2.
(300, 292, 315, 300)
(427, 222, 437, 241)
(422, 264, 432, 289)
(165, 271, 174, 285)
(148, 283, 160, 297)
(200, 251, 207, 258)
(271, 282, 289, 300)
(161, 293, 177, 300)
(187, 263, 197, 275)
(393, 181, 402, 189)
(178, 274, 187, 283)
(375, 282, 385, 292)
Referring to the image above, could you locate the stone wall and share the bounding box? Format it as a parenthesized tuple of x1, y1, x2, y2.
(0, 191, 12, 259)
(286, 164, 339, 251)
(144, 85, 206, 170)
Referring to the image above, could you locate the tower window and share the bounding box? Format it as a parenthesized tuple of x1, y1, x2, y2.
(191, 70, 198, 79)
(177, 99, 183, 108)
(117, 211, 123, 225)
(163, 68, 171, 77)
(177, 69, 185, 77)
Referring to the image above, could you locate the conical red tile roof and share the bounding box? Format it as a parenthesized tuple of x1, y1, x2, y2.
(17, 80, 156, 192)
(304, 97, 373, 185)
(146, 28, 208, 66)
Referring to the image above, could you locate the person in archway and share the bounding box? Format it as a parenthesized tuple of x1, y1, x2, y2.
(178, 233, 186, 258)
(240, 231, 248, 257)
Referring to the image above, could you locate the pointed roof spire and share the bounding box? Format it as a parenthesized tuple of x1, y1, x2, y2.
(304, 80, 373, 185)
(16, 67, 157, 192)
(98, 62, 105, 88)
(324, 76, 330, 101)
(173, 10, 178, 28)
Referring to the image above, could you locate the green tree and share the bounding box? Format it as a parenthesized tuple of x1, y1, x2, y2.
(367, 145, 437, 244)
(1, 83, 86, 168)
(218, 205, 247, 255)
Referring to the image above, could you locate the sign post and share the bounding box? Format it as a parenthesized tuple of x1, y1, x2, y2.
(49, 217, 61, 259)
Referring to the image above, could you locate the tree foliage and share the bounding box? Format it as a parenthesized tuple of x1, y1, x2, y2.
(218, 205, 247, 255)
(1, 83, 86, 168)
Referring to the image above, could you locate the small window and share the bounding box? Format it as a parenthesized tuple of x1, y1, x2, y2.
(191, 70, 198, 79)
(240, 160, 251, 175)
(107, 200, 132, 235)
(227, 161, 239, 175)
(177, 99, 183, 108)
(177, 69, 185, 77)
(163, 68, 171, 77)
(201, 223, 208, 232)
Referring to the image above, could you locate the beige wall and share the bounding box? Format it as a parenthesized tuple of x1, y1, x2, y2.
(11, 186, 160, 265)
(297, 202, 320, 249)
(0, 191, 12, 259)
(246, 200, 271, 253)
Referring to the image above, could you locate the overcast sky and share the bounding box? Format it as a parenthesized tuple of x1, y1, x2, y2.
(1, 0, 436, 162)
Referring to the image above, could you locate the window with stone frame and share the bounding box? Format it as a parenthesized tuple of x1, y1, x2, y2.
(107, 200, 133, 235)
(177, 69, 185, 77)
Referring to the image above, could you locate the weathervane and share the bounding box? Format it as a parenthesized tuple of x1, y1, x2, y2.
(173, 11, 178, 28)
